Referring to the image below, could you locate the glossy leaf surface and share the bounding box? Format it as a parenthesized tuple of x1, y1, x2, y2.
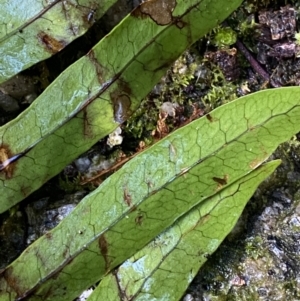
(0, 0, 117, 83)
(0, 87, 300, 300)
(0, 0, 242, 213)
(89, 160, 280, 301)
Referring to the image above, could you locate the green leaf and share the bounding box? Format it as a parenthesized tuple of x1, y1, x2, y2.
(89, 160, 281, 301)
(0, 0, 117, 84)
(0, 0, 242, 213)
(0, 87, 299, 300)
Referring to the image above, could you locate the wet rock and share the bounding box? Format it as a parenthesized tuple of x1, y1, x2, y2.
(25, 193, 85, 244)
(0, 210, 26, 269)
(258, 6, 297, 41)
(75, 157, 92, 173)
(0, 74, 39, 102)
(206, 48, 240, 81)
(0, 92, 20, 112)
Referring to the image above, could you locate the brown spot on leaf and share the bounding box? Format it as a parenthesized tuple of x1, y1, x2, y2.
(199, 214, 211, 225)
(0, 145, 18, 179)
(35, 249, 48, 268)
(250, 149, 268, 169)
(62, 246, 71, 259)
(45, 232, 53, 240)
(135, 213, 144, 226)
(129, 204, 137, 212)
(99, 234, 110, 271)
(123, 187, 132, 207)
(110, 80, 132, 123)
(20, 185, 31, 198)
(86, 49, 107, 84)
(212, 175, 228, 189)
(249, 153, 267, 169)
(2, 266, 23, 297)
(146, 180, 154, 190)
(175, 19, 187, 29)
(113, 94, 131, 124)
(37, 32, 66, 54)
(249, 158, 261, 169)
(83, 108, 93, 138)
(132, 0, 176, 25)
(206, 114, 213, 122)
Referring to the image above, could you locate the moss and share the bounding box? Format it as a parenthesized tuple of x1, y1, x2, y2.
(124, 52, 200, 142)
(212, 27, 237, 47)
(200, 62, 238, 109)
(244, 235, 264, 259)
(125, 97, 160, 141)
(58, 174, 86, 193)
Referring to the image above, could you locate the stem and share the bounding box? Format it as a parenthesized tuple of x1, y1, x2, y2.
(235, 39, 281, 88)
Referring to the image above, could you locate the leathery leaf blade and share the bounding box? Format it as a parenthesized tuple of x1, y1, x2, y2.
(0, 87, 300, 300)
(0, 0, 243, 213)
(0, 0, 118, 84)
(89, 160, 280, 301)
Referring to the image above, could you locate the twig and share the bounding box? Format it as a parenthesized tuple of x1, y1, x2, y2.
(235, 39, 281, 88)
